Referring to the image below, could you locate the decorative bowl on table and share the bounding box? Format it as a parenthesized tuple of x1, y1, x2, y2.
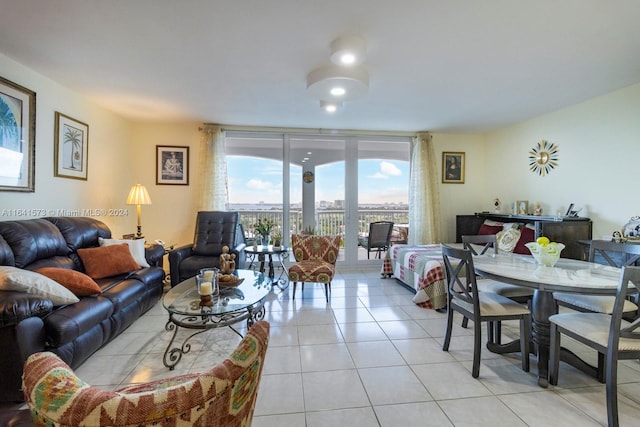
(217, 273, 244, 287)
(525, 241, 565, 267)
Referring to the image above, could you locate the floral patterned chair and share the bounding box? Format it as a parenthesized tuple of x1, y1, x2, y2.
(22, 321, 270, 427)
(288, 234, 341, 302)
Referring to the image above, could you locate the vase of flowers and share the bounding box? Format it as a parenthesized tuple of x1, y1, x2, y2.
(254, 217, 276, 246)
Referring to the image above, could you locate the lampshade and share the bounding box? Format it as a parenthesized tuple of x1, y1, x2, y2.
(126, 184, 152, 205)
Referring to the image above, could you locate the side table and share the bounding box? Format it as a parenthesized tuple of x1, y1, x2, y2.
(246, 245, 289, 289)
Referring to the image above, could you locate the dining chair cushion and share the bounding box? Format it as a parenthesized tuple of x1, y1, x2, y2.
(452, 291, 531, 317)
(476, 279, 534, 298)
(549, 313, 640, 351)
(553, 293, 638, 314)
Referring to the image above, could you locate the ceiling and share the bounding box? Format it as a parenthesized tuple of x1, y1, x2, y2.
(1, 0, 640, 133)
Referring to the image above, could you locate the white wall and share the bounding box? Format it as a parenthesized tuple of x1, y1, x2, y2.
(432, 133, 489, 242)
(0, 53, 139, 237)
(129, 122, 201, 246)
(483, 82, 640, 240)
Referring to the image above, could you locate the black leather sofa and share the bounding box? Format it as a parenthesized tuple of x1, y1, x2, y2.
(0, 217, 165, 403)
(168, 211, 246, 287)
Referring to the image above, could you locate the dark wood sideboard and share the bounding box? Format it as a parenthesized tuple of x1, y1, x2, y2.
(456, 213, 593, 260)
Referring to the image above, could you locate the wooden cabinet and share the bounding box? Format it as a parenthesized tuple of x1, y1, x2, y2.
(456, 213, 592, 260)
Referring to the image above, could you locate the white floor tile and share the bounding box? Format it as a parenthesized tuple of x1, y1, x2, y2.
(374, 402, 454, 427)
(64, 265, 640, 425)
(306, 407, 379, 427)
(358, 365, 432, 405)
(438, 395, 528, 427)
(302, 370, 370, 411)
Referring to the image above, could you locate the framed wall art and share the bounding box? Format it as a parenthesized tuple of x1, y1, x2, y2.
(442, 151, 465, 184)
(54, 112, 89, 180)
(0, 76, 36, 192)
(156, 145, 189, 185)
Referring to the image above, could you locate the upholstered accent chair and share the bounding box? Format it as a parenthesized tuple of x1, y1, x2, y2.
(441, 245, 530, 378)
(289, 234, 341, 302)
(169, 211, 246, 287)
(22, 321, 270, 427)
(357, 221, 394, 259)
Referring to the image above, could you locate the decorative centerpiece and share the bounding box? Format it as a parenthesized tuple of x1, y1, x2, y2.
(254, 217, 276, 246)
(218, 246, 236, 274)
(525, 237, 565, 267)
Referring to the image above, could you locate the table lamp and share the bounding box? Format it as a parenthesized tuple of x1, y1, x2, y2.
(126, 184, 152, 238)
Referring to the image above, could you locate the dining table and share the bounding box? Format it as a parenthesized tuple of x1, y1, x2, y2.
(472, 253, 622, 387)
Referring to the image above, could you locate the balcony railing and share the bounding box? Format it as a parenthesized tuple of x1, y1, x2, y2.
(237, 209, 409, 241)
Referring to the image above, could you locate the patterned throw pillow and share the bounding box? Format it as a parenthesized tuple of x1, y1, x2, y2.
(496, 228, 521, 252)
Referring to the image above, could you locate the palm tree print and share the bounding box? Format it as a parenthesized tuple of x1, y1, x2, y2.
(0, 97, 20, 152)
(63, 125, 82, 169)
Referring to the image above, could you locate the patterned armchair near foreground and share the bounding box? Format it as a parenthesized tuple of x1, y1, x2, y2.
(289, 234, 341, 302)
(22, 321, 270, 427)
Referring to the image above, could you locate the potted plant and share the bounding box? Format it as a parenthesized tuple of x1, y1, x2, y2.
(272, 232, 282, 248)
(253, 217, 276, 245)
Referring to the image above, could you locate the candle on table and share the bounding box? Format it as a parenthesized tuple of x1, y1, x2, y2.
(200, 281, 213, 295)
(203, 270, 214, 281)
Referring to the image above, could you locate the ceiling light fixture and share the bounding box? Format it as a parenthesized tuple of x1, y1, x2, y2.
(307, 65, 369, 101)
(330, 35, 366, 66)
(306, 34, 369, 114)
(320, 101, 342, 113)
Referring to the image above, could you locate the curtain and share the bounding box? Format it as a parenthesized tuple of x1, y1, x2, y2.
(198, 125, 228, 211)
(408, 132, 442, 244)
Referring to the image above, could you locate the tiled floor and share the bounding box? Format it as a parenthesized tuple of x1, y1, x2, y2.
(13, 268, 640, 425)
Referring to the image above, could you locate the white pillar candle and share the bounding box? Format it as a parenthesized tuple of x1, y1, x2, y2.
(202, 270, 214, 281)
(200, 281, 213, 295)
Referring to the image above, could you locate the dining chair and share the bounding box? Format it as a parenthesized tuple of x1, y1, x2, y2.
(553, 240, 640, 315)
(549, 266, 640, 427)
(357, 221, 394, 259)
(462, 235, 534, 344)
(441, 244, 530, 378)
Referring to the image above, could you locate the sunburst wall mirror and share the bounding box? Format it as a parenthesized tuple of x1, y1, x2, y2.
(528, 139, 559, 176)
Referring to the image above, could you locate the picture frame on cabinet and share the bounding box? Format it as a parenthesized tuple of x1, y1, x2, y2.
(54, 112, 89, 180)
(156, 145, 189, 185)
(517, 200, 529, 215)
(0, 76, 36, 192)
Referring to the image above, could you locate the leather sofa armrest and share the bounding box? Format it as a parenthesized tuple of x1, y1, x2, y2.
(0, 291, 54, 328)
(231, 243, 246, 269)
(168, 244, 194, 287)
(144, 243, 165, 267)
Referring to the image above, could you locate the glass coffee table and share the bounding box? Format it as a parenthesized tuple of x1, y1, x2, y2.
(161, 269, 271, 369)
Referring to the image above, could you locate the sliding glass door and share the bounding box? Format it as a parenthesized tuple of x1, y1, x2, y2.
(225, 131, 410, 266)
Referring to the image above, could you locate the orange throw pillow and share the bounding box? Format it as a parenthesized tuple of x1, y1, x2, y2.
(36, 267, 102, 296)
(77, 244, 141, 279)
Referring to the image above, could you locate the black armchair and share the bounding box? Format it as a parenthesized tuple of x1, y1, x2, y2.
(168, 211, 246, 287)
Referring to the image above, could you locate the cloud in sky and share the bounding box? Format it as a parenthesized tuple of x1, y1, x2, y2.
(368, 161, 403, 179)
(246, 178, 274, 191)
